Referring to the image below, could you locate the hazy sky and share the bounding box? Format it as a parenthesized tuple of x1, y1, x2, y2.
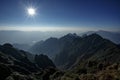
(0, 0, 120, 31)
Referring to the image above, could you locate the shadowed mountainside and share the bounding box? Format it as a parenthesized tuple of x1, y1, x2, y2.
(54, 34, 120, 69)
(30, 33, 120, 69)
(30, 33, 79, 58)
(0, 43, 55, 80)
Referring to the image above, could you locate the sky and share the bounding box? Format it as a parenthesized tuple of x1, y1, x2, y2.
(0, 0, 120, 32)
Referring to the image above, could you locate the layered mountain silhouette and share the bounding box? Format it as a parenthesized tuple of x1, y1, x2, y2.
(30, 33, 120, 67)
(1, 33, 120, 80)
(29, 33, 120, 80)
(30, 33, 79, 58)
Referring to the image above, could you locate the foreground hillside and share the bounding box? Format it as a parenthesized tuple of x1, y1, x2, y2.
(0, 43, 55, 80)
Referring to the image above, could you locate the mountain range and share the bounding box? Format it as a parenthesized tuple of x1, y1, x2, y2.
(30, 32, 120, 67)
(54, 33, 120, 69)
(0, 33, 120, 80)
(30, 33, 78, 58)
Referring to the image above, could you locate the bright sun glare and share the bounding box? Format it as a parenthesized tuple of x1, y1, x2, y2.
(27, 8, 36, 16)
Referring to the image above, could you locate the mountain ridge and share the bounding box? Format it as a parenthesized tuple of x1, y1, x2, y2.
(81, 30, 120, 44)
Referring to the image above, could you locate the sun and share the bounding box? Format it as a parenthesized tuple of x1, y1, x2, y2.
(27, 8, 36, 16)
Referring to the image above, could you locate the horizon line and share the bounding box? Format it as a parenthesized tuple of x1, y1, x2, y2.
(0, 26, 119, 32)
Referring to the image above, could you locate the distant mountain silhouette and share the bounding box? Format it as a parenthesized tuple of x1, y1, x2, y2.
(81, 30, 120, 44)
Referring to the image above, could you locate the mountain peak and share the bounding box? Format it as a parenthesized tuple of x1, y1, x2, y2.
(60, 33, 79, 40)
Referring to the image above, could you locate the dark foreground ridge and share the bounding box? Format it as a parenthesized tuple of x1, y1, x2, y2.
(0, 43, 56, 80)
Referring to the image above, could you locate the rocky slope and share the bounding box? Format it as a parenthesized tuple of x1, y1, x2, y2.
(0, 43, 55, 80)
